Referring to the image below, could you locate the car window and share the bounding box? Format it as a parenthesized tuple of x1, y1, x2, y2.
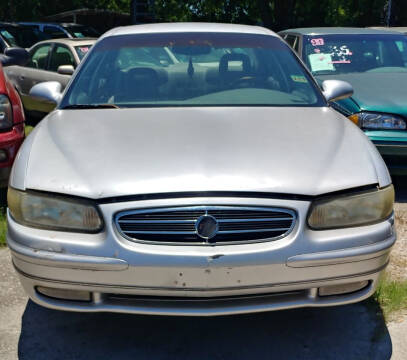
(43, 26, 67, 39)
(74, 45, 92, 60)
(285, 35, 297, 49)
(65, 25, 100, 38)
(62, 32, 325, 108)
(49, 45, 75, 72)
(395, 40, 407, 65)
(0, 28, 18, 47)
(303, 34, 407, 75)
(27, 44, 51, 70)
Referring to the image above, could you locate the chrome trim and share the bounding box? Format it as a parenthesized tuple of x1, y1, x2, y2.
(114, 205, 297, 246)
(117, 217, 293, 223)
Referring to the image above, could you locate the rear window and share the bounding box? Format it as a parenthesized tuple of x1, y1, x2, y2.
(66, 26, 100, 38)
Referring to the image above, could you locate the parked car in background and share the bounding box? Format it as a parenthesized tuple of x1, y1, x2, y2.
(0, 22, 46, 53)
(0, 48, 28, 187)
(19, 22, 101, 39)
(4, 38, 95, 120)
(280, 27, 407, 175)
(7, 23, 395, 316)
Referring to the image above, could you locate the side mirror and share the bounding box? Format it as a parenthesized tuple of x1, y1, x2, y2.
(29, 81, 63, 105)
(321, 80, 353, 102)
(1, 47, 29, 67)
(57, 65, 74, 75)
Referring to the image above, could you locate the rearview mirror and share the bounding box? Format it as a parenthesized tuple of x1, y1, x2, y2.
(0, 47, 29, 67)
(321, 80, 353, 102)
(57, 65, 75, 75)
(29, 81, 63, 105)
(171, 46, 211, 56)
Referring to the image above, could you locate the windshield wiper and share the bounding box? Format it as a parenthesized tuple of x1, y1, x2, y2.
(61, 104, 119, 109)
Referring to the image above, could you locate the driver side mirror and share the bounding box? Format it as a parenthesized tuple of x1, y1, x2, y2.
(321, 80, 353, 102)
(0, 47, 29, 67)
(57, 65, 75, 75)
(29, 81, 63, 105)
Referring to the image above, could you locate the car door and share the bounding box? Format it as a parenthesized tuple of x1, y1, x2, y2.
(5, 43, 52, 113)
(46, 44, 75, 88)
(31, 44, 74, 113)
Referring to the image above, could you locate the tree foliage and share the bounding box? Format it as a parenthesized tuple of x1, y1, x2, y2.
(2, 0, 407, 31)
(1, 0, 130, 22)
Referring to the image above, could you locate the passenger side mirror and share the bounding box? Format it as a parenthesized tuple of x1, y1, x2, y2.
(57, 65, 75, 75)
(29, 81, 63, 105)
(321, 80, 353, 102)
(0, 47, 29, 67)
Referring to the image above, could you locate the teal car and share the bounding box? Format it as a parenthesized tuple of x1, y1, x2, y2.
(279, 28, 407, 175)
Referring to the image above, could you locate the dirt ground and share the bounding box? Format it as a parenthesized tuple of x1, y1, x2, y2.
(387, 179, 407, 282)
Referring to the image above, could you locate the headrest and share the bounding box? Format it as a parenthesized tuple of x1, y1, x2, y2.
(219, 53, 251, 74)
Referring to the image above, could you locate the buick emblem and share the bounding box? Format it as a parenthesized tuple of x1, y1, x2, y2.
(195, 215, 219, 240)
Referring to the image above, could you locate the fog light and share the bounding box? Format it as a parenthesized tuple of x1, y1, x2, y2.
(318, 281, 369, 296)
(36, 286, 91, 301)
(0, 149, 8, 162)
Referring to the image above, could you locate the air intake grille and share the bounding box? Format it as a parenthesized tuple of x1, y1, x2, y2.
(115, 206, 296, 245)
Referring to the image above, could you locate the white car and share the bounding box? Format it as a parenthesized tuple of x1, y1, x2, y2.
(7, 23, 395, 316)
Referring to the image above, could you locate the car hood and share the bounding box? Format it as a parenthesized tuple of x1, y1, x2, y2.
(12, 107, 389, 199)
(317, 72, 407, 116)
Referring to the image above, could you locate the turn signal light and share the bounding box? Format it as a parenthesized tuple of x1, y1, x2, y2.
(348, 114, 359, 125)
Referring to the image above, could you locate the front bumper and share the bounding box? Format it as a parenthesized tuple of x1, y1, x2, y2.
(7, 196, 396, 316)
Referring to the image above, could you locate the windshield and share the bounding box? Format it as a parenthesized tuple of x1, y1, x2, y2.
(61, 32, 325, 108)
(0, 26, 44, 48)
(304, 34, 407, 75)
(65, 25, 100, 38)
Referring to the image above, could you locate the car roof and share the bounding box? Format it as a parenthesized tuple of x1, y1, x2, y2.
(280, 27, 404, 36)
(369, 26, 407, 34)
(31, 38, 96, 48)
(102, 22, 277, 39)
(19, 22, 85, 27)
(0, 22, 26, 28)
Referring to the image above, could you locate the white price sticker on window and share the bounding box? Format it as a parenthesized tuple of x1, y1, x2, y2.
(308, 53, 335, 72)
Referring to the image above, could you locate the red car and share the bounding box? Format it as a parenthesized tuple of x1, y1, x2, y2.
(0, 48, 27, 187)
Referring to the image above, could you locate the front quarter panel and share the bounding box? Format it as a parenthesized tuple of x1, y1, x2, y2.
(10, 122, 41, 190)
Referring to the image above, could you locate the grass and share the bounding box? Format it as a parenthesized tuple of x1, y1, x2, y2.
(25, 125, 34, 137)
(373, 275, 407, 319)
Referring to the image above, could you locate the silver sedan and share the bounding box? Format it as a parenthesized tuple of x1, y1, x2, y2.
(7, 23, 396, 316)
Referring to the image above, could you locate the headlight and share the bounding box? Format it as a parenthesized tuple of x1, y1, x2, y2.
(8, 188, 103, 232)
(308, 185, 394, 230)
(348, 112, 406, 130)
(0, 95, 13, 129)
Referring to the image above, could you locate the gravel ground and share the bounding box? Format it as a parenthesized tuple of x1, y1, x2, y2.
(389, 202, 407, 281)
(1, 184, 406, 359)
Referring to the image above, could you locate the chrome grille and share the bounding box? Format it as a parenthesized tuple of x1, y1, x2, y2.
(115, 206, 296, 245)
